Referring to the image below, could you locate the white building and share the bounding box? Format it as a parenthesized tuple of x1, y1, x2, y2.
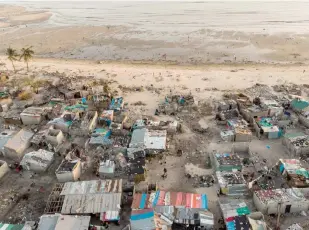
(20, 107, 45, 125)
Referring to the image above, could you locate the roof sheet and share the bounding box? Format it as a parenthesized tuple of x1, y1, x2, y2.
(129, 128, 166, 150)
(55, 215, 90, 230)
(61, 179, 122, 195)
(0, 223, 24, 230)
(291, 99, 309, 110)
(132, 191, 208, 210)
(61, 193, 121, 214)
(130, 209, 156, 230)
(219, 199, 250, 222)
(37, 214, 60, 230)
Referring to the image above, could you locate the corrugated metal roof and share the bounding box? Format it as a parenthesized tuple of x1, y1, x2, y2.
(129, 128, 166, 150)
(37, 214, 60, 230)
(129, 128, 146, 148)
(60, 179, 122, 195)
(0, 223, 24, 230)
(132, 191, 208, 210)
(130, 209, 156, 230)
(61, 193, 121, 214)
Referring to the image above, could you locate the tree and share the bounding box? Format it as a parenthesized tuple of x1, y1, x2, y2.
(6, 48, 19, 72)
(20, 47, 34, 71)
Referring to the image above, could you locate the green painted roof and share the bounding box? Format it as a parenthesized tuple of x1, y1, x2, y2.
(291, 99, 309, 110)
(0, 223, 24, 230)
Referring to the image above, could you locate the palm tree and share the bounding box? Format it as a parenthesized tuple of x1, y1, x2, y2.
(20, 47, 34, 71)
(6, 48, 19, 72)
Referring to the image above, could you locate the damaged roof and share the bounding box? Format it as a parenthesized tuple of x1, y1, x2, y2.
(20, 149, 54, 171)
(60, 179, 122, 195)
(129, 128, 167, 150)
(254, 188, 306, 205)
(60, 180, 122, 214)
(216, 171, 246, 186)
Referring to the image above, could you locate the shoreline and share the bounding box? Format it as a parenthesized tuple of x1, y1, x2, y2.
(1, 2, 309, 65)
(10, 56, 308, 70)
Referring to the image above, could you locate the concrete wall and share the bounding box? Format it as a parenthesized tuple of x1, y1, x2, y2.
(0, 160, 9, 180)
(253, 193, 267, 214)
(21, 114, 42, 125)
(56, 161, 81, 182)
(88, 111, 98, 133)
(46, 129, 64, 146)
(4, 141, 31, 159)
(253, 192, 309, 214)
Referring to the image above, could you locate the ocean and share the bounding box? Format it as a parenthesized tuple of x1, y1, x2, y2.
(5, 1, 309, 33)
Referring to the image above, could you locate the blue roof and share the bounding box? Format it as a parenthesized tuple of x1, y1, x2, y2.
(130, 209, 155, 230)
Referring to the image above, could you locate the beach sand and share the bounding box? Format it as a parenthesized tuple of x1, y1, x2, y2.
(1, 55, 308, 113)
(1, 3, 309, 65)
(0, 2, 309, 107)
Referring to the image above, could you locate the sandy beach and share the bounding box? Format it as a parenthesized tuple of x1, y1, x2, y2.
(1, 55, 308, 112)
(0, 1, 309, 105)
(1, 2, 309, 64)
(0, 1, 308, 105)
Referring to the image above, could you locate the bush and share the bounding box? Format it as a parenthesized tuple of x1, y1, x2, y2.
(18, 91, 32, 100)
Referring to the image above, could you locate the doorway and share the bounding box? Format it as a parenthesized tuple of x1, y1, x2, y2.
(285, 204, 291, 213)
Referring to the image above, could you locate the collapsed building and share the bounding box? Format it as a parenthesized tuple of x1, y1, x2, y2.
(253, 117, 281, 139)
(20, 149, 55, 172)
(253, 188, 309, 214)
(282, 133, 309, 157)
(55, 160, 82, 182)
(212, 152, 243, 172)
(45, 180, 122, 223)
(278, 159, 309, 188)
(216, 171, 248, 196)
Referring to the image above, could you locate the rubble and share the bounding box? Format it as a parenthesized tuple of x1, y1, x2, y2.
(2, 72, 309, 229)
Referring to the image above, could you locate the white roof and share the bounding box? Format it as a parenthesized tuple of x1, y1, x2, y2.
(55, 215, 90, 230)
